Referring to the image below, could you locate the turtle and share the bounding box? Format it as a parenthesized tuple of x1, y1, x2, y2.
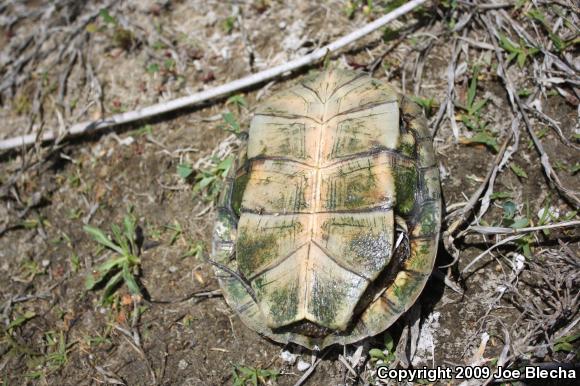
(211, 68, 441, 350)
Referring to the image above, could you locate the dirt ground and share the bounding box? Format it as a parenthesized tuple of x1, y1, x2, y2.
(0, 1, 578, 385)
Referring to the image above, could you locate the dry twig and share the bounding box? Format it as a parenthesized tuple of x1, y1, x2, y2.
(0, 0, 427, 152)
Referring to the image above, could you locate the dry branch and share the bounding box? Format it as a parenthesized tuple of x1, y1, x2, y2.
(0, 0, 427, 152)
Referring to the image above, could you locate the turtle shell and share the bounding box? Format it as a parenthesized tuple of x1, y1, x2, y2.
(212, 68, 441, 349)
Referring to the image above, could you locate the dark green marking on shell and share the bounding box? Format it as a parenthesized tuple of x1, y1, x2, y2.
(231, 172, 250, 216)
(236, 218, 304, 277)
(398, 133, 416, 158)
(236, 231, 278, 278)
(263, 282, 300, 325)
(308, 276, 347, 329)
(332, 119, 366, 157)
(393, 163, 417, 216)
(418, 201, 439, 236)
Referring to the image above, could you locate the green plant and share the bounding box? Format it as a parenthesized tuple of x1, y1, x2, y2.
(456, 65, 489, 131)
(99, 9, 116, 24)
(193, 156, 234, 201)
(223, 16, 236, 34)
(221, 112, 242, 135)
(410, 96, 437, 118)
(226, 94, 247, 113)
(43, 331, 73, 371)
(232, 365, 279, 386)
(490, 191, 513, 200)
(462, 132, 499, 153)
(439, 0, 458, 29)
(510, 163, 528, 179)
(180, 241, 205, 260)
(526, 8, 576, 52)
(498, 34, 539, 68)
(6, 311, 36, 333)
(554, 333, 580, 355)
(84, 211, 142, 303)
(369, 333, 396, 364)
(456, 66, 500, 152)
(164, 221, 183, 245)
(177, 163, 194, 179)
(146, 63, 160, 74)
(69, 254, 81, 272)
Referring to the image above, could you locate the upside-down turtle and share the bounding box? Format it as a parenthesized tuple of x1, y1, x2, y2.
(211, 68, 441, 349)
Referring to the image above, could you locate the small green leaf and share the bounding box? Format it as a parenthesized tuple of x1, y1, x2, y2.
(111, 223, 129, 253)
(85, 271, 101, 290)
(554, 342, 574, 352)
(222, 112, 240, 134)
(465, 132, 499, 153)
(226, 94, 247, 109)
(193, 176, 216, 192)
(499, 34, 519, 53)
(527, 9, 546, 25)
(177, 163, 193, 179)
(517, 52, 527, 68)
(410, 96, 436, 117)
(163, 58, 176, 70)
(510, 163, 528, 179)
(384, 333, 394, 352)
(8, 311, 36, 330)
(217, 156, 234, 177)
(471, 98, 488, 114)
(510, 217, 529, 229)
(467, 66, 479, 109)
(122, 264, 141, 295)
(96, 256, 126, 274)
(503, 201, 517, 220)
(369, 348, 387, 360)
(146, 63, 160, 74)
(99, 9, 116, 24)
(83, 225, 124, 254)
(490, 191, 512, 200)
(102, 271, 124, 303)
(223, 16, 236, 34)
(123, 214, 136, 247)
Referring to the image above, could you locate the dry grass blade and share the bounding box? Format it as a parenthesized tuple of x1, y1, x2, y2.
(468, 220, 580, 235)
(461, 234, 524, 274)
(462, 220, 578, 273)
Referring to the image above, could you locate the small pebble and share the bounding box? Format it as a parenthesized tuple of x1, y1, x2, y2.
(297, 359, 310, 372)
(178, 359, 189, 370)
(280, 350, 297, 365)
